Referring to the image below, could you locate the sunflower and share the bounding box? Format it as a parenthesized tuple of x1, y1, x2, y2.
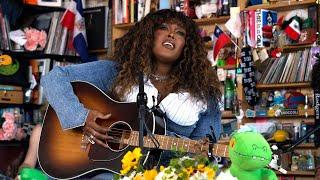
(120, 148, 142, 175)
(143, 169, 158, 180)
(204, 167, 216, 180)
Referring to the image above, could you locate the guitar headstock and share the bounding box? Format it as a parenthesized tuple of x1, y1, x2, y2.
(0, 54, 12, 66)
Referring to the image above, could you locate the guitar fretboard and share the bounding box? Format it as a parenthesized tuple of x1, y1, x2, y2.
(121, 131, 229, 157)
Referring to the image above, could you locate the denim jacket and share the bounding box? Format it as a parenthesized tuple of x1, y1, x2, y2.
(41, 60, 222, 140)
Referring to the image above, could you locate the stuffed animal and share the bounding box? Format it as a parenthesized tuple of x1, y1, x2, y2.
(18, 168, 47, 180)
(217, 126, 278, 180)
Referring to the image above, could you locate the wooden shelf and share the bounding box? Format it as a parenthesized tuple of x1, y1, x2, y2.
(113, 16, 230, 30)
(222, 111, 235, 118)
(193, 16, 230, 26)
(244, 0, 315, 11)
(276, 170, 315, 176)
(281, 44, 314, 52)
(248, 108, 314, 118)
(89, 49, 108, 53)
(1, 50, 80, 62)
(294, 143, 315, 148)
(256, 82, 311, 89)
(271, 142, 315, 148)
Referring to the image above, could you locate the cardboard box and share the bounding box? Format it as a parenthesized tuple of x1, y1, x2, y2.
(0, 90, 23, 104)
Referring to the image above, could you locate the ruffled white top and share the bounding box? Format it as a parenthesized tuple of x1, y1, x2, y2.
(123, 79, 207, 126)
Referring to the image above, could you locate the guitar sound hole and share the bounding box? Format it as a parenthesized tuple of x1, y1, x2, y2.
(107, 122, 131, 151)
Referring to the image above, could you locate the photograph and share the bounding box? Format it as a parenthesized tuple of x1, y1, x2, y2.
(37, 0, 62, 7)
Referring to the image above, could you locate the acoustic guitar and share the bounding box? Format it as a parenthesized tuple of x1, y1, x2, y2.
(38, 81, 228, 179)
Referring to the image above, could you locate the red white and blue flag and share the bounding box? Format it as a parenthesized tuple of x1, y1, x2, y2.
(61, 0, 89, 62)
(213, 25, 231, 60)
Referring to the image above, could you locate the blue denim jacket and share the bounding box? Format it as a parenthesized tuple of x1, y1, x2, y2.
(41, 60, 222, 140)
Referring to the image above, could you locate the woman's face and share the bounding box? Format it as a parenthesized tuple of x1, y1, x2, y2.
(152, 22, 186, 65)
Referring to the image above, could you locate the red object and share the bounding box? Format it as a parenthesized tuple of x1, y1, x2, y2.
(61, 10, 75, 30)
(213, 26, 231, 60)
(277, 16, 284, 27)
(226, 56, 236, 65)
(270, 48, 282, 58)
(24, 0, 37, 5)
(284, 19, 300, 41)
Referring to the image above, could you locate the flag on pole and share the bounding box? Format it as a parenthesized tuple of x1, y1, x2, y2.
(225, 7, 241, 38)
(61, 0, 89, 62)
(213, 25, 231, 60)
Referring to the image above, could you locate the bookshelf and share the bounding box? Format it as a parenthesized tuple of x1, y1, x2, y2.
(239, 1, 319, 179)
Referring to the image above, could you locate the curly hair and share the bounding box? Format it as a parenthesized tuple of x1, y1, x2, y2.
(112, 9, 221, 103)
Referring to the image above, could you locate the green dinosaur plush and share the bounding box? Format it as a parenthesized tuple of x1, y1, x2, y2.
(227, 127, 278, 180)
(19, 168, 47, 180)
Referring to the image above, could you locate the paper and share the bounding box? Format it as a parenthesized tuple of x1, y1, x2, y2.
(9, 30, 26, 46)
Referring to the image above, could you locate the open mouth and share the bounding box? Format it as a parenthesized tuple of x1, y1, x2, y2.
(162, 41, 175, 50)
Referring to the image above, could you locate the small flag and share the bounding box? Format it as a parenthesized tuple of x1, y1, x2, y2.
(213, 26, 231, 60)
(225, 13, 241, 38)
(61, 0, 89, 62)
(284, 19, 301, 41)
(225, 7, 241, 38)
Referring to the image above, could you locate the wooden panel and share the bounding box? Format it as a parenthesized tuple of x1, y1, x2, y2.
(256, 82, 311, 89)
(244, 0, 315, 11)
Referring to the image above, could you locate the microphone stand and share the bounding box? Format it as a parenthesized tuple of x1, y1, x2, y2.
(283, 124, 320, 153)
(137, 71, 148, 149)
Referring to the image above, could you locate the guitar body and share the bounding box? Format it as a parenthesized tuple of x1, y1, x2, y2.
(38, 81, 166, 179)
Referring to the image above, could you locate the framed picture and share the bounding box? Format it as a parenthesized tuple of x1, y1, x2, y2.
(37, 0, 62, 7)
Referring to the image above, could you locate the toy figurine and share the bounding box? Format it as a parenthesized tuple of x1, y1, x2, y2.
(217, 126, 278, 180)
(268, 145, 287, 174)
(18, 168, 47, 180)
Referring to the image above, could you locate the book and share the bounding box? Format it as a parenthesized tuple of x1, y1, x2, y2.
(84, 6, 109, 50)
(28, 59, 51, 105)
(255, 9, 277, 48)
(45, 11, 60, 54)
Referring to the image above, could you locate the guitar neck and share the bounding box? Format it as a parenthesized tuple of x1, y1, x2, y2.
(122, 131, 229, 157)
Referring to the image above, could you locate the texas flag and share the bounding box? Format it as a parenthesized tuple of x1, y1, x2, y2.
(213, 26, 231, 60)
(61, 0, 89, 62)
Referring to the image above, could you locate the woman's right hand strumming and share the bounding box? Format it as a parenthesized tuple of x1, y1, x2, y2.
(83, 110, 113, 148)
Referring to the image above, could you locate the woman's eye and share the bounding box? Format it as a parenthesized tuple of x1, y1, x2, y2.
(158, 24, 168, 30)
(176, 31, 186, 37)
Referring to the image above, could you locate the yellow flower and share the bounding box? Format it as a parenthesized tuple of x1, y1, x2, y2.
(197, 164, 205, 172)
(183, 167, 194, 176)
(143, 169, 158, 180)
(133, 174, 143, 180)
(160, 166, 165, 171)
(120, 148, 142, 175)
(120, 166, 131, 175)
(204, 167, 216, 180)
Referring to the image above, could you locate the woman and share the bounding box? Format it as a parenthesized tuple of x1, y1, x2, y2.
(41, 8, 222, 178)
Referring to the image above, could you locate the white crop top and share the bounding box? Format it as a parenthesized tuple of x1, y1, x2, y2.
(123, 79, 207, 126)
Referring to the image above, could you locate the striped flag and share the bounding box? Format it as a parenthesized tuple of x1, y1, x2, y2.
(61, 0, 89, 62)
(213, 26, 231, 60)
